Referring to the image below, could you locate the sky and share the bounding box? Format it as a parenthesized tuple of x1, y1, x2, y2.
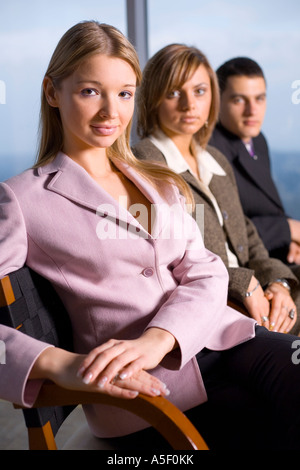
(0, 0, 300, 179)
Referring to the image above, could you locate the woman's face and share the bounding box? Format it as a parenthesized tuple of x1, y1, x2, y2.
(45, 54, 137, 157)
(157, 64, 212, 140)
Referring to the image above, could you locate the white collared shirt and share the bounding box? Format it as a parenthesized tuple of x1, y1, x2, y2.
(149, 130, 239, 267)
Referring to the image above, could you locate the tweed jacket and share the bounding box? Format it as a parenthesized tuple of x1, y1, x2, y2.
(0, 152, 257, 438)
(132, 138, 298, 304)
(210, 124, 291, 261)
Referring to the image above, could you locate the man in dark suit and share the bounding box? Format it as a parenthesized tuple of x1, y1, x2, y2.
(209, 57, 300, 270)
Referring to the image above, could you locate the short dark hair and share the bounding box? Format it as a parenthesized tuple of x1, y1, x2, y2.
(216, 57, 265, 94)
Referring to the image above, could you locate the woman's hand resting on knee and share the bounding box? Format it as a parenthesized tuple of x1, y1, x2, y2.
(29, 327, 174, 399)
(264, 282, 297, 333)
(243, 276, 271, 328)
(76, 327, 176, 396)
(243, 276, 297, 333)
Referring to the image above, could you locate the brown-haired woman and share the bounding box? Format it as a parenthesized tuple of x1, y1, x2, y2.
(134, 43, 300, 337)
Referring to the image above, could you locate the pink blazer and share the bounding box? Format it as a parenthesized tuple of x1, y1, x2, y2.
(0, 152, 256, 437)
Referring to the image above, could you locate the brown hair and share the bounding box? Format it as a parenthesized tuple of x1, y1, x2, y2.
(137, 43, 220, 148)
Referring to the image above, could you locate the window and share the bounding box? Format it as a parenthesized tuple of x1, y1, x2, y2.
(0, 0, 125, 180)
(1, 0, 300, 218)
(148, 0, 300, 218)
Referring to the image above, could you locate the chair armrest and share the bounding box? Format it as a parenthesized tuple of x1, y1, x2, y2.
(30, 382, 208, 450)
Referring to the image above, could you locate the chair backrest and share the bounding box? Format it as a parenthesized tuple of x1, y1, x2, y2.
(0, 266, 74, 436)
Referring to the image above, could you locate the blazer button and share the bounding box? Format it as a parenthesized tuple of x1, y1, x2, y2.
(237, 245, 244, 252)
(222, 210, 228, 220)
(142, 267, 154, 277)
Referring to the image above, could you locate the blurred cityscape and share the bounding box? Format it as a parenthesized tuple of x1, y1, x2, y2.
(272, 150, 300, 219)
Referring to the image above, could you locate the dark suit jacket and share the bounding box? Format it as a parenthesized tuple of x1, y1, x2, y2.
(132, 138, 297, 305)
(209, 123, 291, 262)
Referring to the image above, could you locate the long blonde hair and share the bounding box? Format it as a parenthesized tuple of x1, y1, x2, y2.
(137, 43, 220, 148)
(35, 21, 193, 206)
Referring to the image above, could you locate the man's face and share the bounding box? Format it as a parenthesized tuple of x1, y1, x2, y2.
(219, 75, 267, 142)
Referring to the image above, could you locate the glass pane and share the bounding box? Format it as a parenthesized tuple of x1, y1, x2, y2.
(0, 0, 126, 180)
(148, 0, 300, 218)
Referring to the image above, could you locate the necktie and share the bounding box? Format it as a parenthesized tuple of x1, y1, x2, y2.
(245, 140, 258, 160)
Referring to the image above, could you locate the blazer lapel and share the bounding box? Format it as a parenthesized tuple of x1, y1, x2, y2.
(209, 173, 248, 264)
(234, 139, 283, 208)
(40, 152, 131, 220)
(181, 170, 218, 209)
(38, 152, 170, 240)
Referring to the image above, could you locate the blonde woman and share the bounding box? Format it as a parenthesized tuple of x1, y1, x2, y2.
(1, 24, 300, 450)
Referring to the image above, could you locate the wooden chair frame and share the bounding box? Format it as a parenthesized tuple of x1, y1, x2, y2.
(0, 268, 208, 450)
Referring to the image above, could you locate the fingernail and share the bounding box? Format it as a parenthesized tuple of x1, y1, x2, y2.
(76, 366, 85, 378)
(119, 372, 128, 380)
(82, 372, 93, 384)
(160, 383, 171, 395)
(151, 388, 161, 396)
(129, 391, 139, 398)
(97, 376, 108, 388)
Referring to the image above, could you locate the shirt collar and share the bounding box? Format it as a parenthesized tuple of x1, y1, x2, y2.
(149, 129, 190, 173)
(149, 129, 226, 185)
